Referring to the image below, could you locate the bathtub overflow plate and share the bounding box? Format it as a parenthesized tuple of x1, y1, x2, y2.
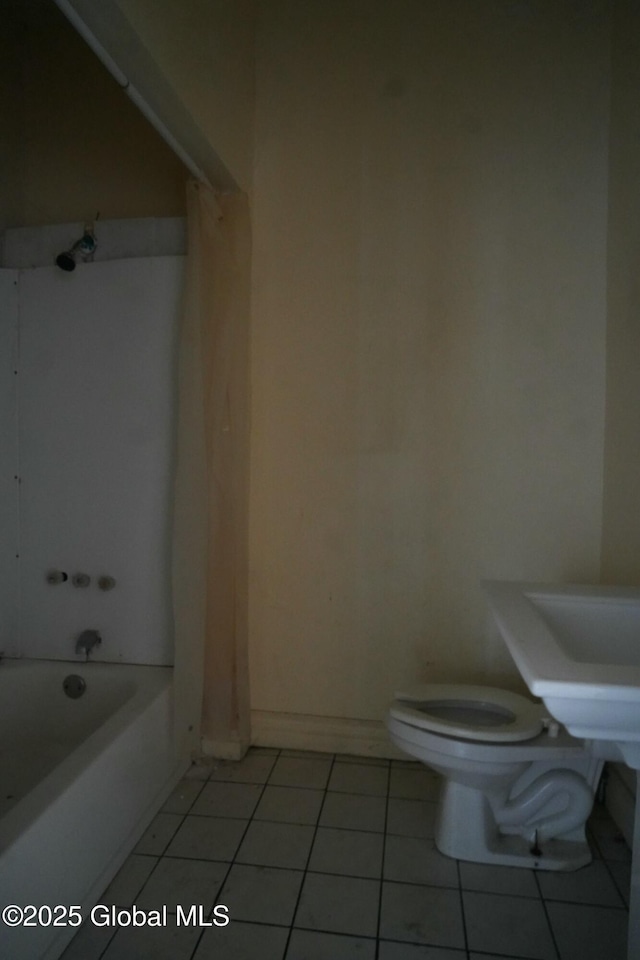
(63, 674, 86, 699)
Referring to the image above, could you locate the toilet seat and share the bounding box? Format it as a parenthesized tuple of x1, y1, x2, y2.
(389, 684, 545, 743)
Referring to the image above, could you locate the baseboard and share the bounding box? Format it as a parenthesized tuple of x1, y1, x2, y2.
(250, 710, 406, 760)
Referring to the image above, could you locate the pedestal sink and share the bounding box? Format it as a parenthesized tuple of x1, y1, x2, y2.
(483, 580, 640, 960)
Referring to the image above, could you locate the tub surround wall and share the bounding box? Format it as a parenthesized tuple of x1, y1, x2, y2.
(1, 220, 185, 665)
(248, 0, 610, 753)
(2, 217, 186, 269)
(0, 274, 19, 658)
(19, 260, 182, 664)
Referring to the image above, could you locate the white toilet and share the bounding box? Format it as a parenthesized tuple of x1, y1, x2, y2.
(387, 683, 603, 871)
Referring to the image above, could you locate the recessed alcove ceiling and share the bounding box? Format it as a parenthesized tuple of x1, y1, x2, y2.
(3, 0, 238, 191)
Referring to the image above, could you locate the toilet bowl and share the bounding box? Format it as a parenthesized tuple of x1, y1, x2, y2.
(387, 684, 602, 871)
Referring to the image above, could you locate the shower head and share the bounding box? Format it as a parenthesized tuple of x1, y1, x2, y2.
(55, 230, 97, 272)
(56, 250, 77, 271)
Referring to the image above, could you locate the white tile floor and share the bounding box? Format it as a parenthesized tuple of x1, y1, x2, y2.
(61, 749, 631, 960)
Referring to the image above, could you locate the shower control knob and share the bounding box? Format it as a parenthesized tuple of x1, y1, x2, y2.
(98, 575, 116, 591)
(46, 569, 68, 585)
(71, 573, 91, 588)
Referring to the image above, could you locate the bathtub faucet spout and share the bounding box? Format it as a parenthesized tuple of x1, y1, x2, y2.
(75, 629, 101, 660)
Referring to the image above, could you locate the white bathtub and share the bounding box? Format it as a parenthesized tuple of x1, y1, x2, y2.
(0, 659, 186, 960)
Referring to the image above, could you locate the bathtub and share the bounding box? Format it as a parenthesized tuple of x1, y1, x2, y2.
(0, 659, 186, 960)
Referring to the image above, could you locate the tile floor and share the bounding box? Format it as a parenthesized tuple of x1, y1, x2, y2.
(61, 749, 631, 960)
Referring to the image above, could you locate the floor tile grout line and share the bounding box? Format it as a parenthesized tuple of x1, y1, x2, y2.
(154, 804, 628, 912)
(587, 824, 605, 862)
(185, 811, 386, 832)
(171, 763, 622, 908)
(93, 922, 119, 960)
(533, 870, 563, 960)
(175, 806, 444, 840)
(136, 766, 632, 912)
(536, 888, 628, 912)
(186, 747, 283, 960)
(454, 858, 470, 959)
(599, 848, 632, 909)
(180, 909, 567, 959)
(137, 778, 205, 863)
(92, 776, 213, 960)
(461, 950, 547, 960)
(281, 752, 338, 957)
(69, 748, 631, 959)
(190, 751, 318, 960)
(140, 846, 630, 909)
(374, 759, 391, 959)
(168, 777, 236, 960)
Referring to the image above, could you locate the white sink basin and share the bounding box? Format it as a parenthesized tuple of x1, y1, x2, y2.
(484, 579, 640, 960)
(483, 580, 640, 742)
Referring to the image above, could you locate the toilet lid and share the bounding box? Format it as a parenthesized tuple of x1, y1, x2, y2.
(389, 684, 545, 743)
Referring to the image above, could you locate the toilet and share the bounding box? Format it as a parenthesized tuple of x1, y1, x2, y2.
(387, 683, 602, 871)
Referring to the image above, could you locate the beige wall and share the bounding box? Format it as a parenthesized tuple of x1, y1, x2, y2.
(1, 0, 187, 230)
(248, 0, 610, 732)
(601, 0, 640, 584)
(0, 6, 25, 230)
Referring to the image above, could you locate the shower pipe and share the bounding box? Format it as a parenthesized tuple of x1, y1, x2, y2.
(53, 0, 211, 187)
